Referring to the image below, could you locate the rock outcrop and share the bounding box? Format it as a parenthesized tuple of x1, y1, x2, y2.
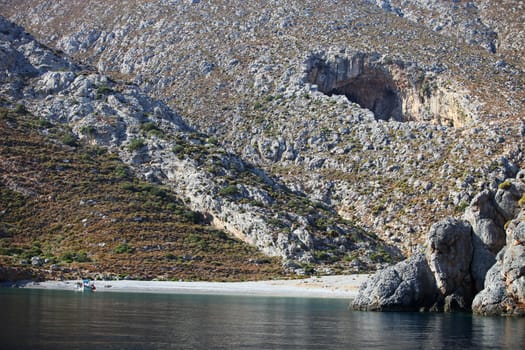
(472, 171, 525, 316)
(426, 219, 474, 311)
(352, 252, 438, 311)
(472, 220, 525, 316)
(352, 170, 525, 315)
(303, 49, 479, 126)
(368, 0, 525, 61)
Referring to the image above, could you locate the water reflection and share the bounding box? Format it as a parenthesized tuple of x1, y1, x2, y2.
(0, 289, 524, 349)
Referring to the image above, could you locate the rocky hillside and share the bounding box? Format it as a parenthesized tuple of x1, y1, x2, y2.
(0, 15, 398, 280)
(1, 0, 522, 256)
(0, 108, 286, 281)
(0, 1, 523, 278)
(368, 0, 524, 61)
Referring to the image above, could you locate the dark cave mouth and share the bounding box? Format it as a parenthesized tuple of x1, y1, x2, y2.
(327, 77, 404, 121)
(303, 52, 475, 127)
(305, 58, 405, 122)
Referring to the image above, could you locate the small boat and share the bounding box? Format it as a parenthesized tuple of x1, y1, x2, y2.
(75, 279, 96, 292)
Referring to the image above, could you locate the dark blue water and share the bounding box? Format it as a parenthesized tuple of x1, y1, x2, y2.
(0, 288, 524, 349)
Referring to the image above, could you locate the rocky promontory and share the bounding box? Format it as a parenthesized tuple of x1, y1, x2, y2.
(352, 170, 525, 316)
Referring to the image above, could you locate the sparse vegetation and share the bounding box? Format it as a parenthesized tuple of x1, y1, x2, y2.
(80, 125, 96, 136)
(0, 113, 286, 281)
(96, 84, 113, 99)
(128, 138, 146, 151)
(61, 133, 78, 147)
(13, 103, 27, 115)
(0, 0, 523, 280)
(219, 184, 239, 197)
(518, 195, 525, 207)
(498, 180, 512, 190)
(114, 243, 134, 254)
(139, 121, 164, 138)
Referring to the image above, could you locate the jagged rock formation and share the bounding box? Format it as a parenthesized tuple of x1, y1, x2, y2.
(0, 0, 523, 257)
(1, 16, 400, 275)
(472, 219, 525, 316)
(353, 170, 525, 315)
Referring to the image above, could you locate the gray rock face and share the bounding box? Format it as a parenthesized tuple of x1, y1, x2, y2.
(302, 49, 477, 125)
(353, 171, 525, 315)
(464, 189, 506, 291)
(465, 190, 506, 253)
(472, 220, 525, 316)
(495, 181, 525, 222)
(470, 234, 497, 292)
(2, 1, 523, 260)
(352, 252, 437, 311)
(426, 219, 474, 303)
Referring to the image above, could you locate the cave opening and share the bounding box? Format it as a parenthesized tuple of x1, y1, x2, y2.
(305, 57, 405, 122)
(328, 74, 404, 121)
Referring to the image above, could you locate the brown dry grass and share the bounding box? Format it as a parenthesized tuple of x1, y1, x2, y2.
(0, 108, 287, 281)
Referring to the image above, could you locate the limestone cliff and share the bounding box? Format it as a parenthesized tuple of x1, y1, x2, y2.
(0, 1, 524, 281)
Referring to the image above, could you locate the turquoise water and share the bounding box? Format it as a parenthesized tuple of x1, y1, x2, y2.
(0, 288, 524, 349)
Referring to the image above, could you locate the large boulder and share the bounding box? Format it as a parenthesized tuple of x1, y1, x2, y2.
(352, 218, 476, 312)
(494, 172, 525, 222)
(464, 171, 525, 292)
(470, 234, 497, 292)
(472, 220, 525, 316)
(352, 252, 437, 311)
(461, 189, 502, 294)
(352, 171, 525, 316)
(426, 219, 473, 297)
(464, 190, 506, 253)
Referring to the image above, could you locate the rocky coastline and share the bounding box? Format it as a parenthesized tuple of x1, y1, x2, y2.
(352, 170, 525, 316)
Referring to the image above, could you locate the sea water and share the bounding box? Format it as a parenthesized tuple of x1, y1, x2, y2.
(0, 288, 524, 349)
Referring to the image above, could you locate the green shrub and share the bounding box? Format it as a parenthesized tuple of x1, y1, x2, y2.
(14, 104, 27, 115)
(140, 122, 164, 137)
(172, 145, 185, 154)
(75, 250, 91, 262)
(128, 138, 146, 151)
(164, 253, 177, 260)
(96, 84, 113, 98)
(114, 165, 130, 179)
(114, 243, 134, 254)
(219, 185, 238, 196)
(61, 250, 91, 263)
(498, 180, 512, 190)
(206, 137, 219, 145)
(38, 119, 53, 128)
(456, 201, 469, 213)
(182, 210, 201, 224)
(80, 125, 96, 136)
(0, 246, 23, 256)
(61, 133, 78, 147)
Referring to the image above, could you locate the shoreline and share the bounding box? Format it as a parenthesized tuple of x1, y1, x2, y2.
(1, 274, 369, 299)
